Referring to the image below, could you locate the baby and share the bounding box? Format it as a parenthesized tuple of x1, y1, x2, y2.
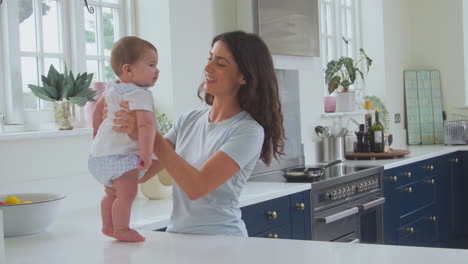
(88, 36, 159, 242)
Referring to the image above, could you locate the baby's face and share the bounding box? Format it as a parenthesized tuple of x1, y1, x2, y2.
(131, 49, 159, 87)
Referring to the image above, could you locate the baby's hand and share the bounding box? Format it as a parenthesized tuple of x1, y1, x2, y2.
(139, 155, 152, 171)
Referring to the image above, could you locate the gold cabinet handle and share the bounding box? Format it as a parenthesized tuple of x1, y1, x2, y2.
(451, 158, 459, 163)
(429, 216, 437, 222)
(426, 179, 435, 185)
(268, 233, 279, 238)
(268, 211, 278, 220)
(295, 203, 305, 211)
(425, 165, 434, 171)
(406, 227, 415, 233)
(404, 172, 412, 178)
(404, 187, 413, 193)
(389, 176, 398, 182)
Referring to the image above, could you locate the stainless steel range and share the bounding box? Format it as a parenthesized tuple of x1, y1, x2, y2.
(250, 163, 385, 244)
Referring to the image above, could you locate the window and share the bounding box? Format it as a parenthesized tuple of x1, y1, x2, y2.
(320, 0, 362, 91)
(0, 0, 132, 125)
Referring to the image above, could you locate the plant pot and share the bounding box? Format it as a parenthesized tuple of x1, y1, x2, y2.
(324, 96, 336, 113)
(140, 169, 172, 200)
(53, 100, 74, 130)
(335, 91, 356, 112)
(74, 82, 107, 128)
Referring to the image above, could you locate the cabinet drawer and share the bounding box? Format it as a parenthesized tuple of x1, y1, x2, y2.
(384, 161, 437, 189)
(253, 224, 292, 239)
(241, 195, 291, 236)
(398, 204, 438, 246)
(389, 177, 436, 216)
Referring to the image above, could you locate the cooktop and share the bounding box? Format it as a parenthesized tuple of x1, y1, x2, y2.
(249, 163, 383, 186)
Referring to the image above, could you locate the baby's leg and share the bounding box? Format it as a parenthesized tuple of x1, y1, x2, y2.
(112, 169, 145, 242)
(101, 186, 116, 237)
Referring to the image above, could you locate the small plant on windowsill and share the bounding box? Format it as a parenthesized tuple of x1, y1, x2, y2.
(28, 64, 97, 130)
(325, 38, 373, 112)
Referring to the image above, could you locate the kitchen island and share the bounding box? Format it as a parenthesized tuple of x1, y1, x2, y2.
(3, 144, 468, 263)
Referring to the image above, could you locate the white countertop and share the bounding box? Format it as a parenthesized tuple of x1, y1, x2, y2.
(3, 144, 468, 263)
(5, 228, 468, 264)
(341, 144, 468, 169)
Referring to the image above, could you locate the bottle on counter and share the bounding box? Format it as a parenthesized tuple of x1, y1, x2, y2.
(363, 113, 372, 152)
(371, 108, 385, 153)
(355, 124, 364, 152)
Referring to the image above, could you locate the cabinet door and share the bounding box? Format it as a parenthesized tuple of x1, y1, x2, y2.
(290, 190, 311, 240)
(398, 204, 438, 247)
(394, 177, 436, 217)
(435, 154, 456, 247)
(241, 195, 291, 236)
(455, 151, 468, 236)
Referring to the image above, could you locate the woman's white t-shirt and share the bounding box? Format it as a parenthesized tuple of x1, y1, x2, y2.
(165, 108, 264, 236)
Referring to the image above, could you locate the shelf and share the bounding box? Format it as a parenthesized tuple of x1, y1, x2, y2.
(321, 110, 373, 118)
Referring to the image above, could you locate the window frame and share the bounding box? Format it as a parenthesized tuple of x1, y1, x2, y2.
(320, 0, 363, 94)
(0, 0, 134, 126)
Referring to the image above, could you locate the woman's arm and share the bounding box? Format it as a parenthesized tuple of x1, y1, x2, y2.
(153, 132, 240, 200)
(114, 108, 241, 200)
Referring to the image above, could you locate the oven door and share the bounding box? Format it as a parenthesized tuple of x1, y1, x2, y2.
(355, 194, 385, 244)
(312, 202, 360, 242)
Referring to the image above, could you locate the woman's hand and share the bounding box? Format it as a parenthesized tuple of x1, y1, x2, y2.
(113, 101, 138, 139)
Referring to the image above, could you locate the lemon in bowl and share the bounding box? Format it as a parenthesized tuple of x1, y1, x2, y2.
(0, 193, 66, 237)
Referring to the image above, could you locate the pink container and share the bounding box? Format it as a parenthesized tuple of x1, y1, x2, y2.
(74, 82, 107, 128)
(324, 96, 336, 113)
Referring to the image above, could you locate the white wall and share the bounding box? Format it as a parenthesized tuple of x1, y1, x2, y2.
(407, 0, 465, 119)
(380, 0, 412, 148)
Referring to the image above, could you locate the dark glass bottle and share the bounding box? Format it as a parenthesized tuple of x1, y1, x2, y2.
(355, 124, 364, 152)
(363, 114, 373, 152)
(372, 109, 385, 153)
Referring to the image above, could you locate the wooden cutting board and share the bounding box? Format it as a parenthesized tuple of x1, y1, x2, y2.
(345, 149, 410, 160)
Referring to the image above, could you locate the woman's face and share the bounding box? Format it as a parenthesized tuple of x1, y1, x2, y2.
(203, 40, 246, 98)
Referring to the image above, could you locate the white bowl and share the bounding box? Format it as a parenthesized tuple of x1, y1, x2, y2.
(0, 193, 66, 237)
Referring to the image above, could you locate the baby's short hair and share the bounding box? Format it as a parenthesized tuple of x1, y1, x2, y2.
(110, 36, 157, 76)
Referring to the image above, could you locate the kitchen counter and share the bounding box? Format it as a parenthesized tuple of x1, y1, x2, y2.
(2, 173, 311, 263)
(5, 227, 468, 264)
(4, 144, 468, 263)
(341, 144, 468, 169)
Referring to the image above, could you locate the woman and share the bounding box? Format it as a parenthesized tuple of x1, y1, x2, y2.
(114, 31, 285, 236)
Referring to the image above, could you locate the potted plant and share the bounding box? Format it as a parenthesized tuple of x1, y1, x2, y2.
(325, 42, 372, 112)
(28, 65, 97, 130)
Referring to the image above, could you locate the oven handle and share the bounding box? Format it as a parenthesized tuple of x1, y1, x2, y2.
(316, 207, 359, 224)
(357, 197, 386, 211)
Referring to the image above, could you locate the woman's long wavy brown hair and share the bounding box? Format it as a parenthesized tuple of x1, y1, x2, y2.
(197, 31, 285, 165)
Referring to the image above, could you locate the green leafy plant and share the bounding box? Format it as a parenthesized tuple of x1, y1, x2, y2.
(156, 113, 174, 136)
(325, 40, 373, 95)
(28, 65, 97, 107)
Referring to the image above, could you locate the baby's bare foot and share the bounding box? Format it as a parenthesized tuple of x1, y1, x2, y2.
(113, 228, 146, 242)
(102, 226, 114, 238)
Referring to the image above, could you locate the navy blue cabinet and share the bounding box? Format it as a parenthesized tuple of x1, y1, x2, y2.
(435, 153, 457, 247)
(455, 152, 468, 242)
(384, 154, 457, 247)
(241, 190, 311, 240)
